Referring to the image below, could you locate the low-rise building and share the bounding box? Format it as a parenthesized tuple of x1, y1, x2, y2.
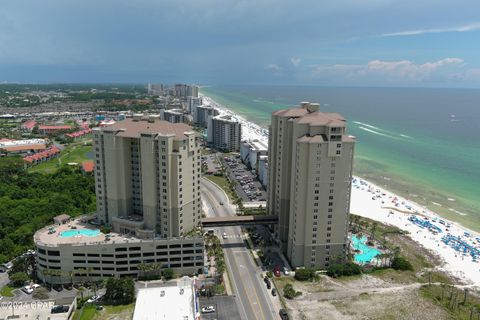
(0, 138, 47, 153)
(239, 139, 268, 173)
(207, 114, 242, 152)
(66, 128, 92, 139)
(133, 277, 198, 320)
(39, 125, 72, 135)
(21, 120, 37, 132)
(23, 146, 60, 165)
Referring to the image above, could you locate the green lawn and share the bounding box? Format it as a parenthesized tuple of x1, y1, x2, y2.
(0, 285, 15, 297)
(28, 144, 92, 174)
(205, 175, 235, 201)
(73, 303, 135, 320)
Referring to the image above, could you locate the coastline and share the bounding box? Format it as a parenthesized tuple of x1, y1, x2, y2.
(200, 94, 480, 287)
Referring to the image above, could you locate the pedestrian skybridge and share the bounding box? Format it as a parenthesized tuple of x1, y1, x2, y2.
(201, 215, 278, 228)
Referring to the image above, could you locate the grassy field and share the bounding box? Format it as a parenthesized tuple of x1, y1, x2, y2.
(73, 303, 135, 320)
(205, 175, 236, 201)
(28, 144, 92, 174)
(0, 285, 15, 297)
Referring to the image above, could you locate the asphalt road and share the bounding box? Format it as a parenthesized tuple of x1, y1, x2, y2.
(201, 178, 277, 320)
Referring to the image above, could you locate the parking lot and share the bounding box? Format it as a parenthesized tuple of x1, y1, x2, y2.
(221, 155, 267, 202)
(199, 296, 240, 320)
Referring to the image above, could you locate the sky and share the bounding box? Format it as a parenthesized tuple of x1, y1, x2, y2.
(1, 0, 480, 87)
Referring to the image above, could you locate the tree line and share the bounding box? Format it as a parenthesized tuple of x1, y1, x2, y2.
(0, 158, 96, 263)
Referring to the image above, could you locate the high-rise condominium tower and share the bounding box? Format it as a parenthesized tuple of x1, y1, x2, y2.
(267, 102, 355, 268)
(93, 115, 201, 239)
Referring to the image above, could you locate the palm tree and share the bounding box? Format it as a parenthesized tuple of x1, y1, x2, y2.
(68, 270, 75, 286)
(78, 286, 86, 300)
(370, 222, 378, 237)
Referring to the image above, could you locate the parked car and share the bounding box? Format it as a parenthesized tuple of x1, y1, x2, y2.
(266, 282, 271, 289)
(274, 266, 281, 277)
(271, 288, 277, 296)
(51, 305, 69, 314)
(201, 305, 215, 313)
(279, 308, 289, 320)
(87, 295, 99, 303)
(283, 267, 290, 275)
(22, 286, 33, 294)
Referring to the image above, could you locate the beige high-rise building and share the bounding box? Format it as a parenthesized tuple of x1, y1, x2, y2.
(93, 115, 202, 239)
(207, 114, 242, 152)
(267, 102, 355, 268)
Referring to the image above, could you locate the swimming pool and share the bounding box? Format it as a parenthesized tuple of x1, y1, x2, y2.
(352, 235, 381, 264)
(59, 229, 101, 238)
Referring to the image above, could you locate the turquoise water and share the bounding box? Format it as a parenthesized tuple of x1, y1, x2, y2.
(352, 235, 381, 264)
(200, 86, 480, 232)
(59, 229, 100, 238)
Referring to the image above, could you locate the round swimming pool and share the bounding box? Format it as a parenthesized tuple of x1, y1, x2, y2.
(59, 229, 101, 238)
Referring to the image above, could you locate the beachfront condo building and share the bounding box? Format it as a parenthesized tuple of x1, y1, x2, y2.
(207, 114, 242, 152)
(267, 102, 355, 268)
(93, 115, 202, 239)
(194, 104, 219, 128)
(33, 116, 205, 284)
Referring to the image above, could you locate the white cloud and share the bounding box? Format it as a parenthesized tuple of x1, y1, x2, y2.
(310, 58, 464, 82)
(265, 63, 283, 76)
(382, 22, 480, 37)
(290, 57, 301, 66)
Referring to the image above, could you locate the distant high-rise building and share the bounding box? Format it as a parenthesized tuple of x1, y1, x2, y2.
(161, 109, 193, 124)
(267, 102, 355, 269)
(147, 83, 165, 95)
(93, 115, 202, 238)
(207, 114, 242, 152)
(187, 96, 203, 113)
(187, 85, 199, 98)
(194, 105, 219, 128)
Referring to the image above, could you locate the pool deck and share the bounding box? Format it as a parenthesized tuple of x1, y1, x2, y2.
(34, 217, 132, 247)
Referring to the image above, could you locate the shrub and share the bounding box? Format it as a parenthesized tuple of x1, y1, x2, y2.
(391, 256, 413, 271)
(327, 263, 362, 278)
(162, 268, 175, 280)
(294, 268, 316, 281)
(266, 271, 273, 278)
(283, 283, 302, 299)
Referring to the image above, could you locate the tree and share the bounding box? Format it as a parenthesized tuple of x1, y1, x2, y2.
(391, 256, 413, 271)
(104, 277, 135, 305)
(162, 268, 174, 280)
(10, 272, 29, 287)
(294, 268, 316, 281)
(327, 263, 361, 278)
(8, 257, 30, 276)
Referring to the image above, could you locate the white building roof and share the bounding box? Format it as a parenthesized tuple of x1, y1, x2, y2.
(133, 278, 197, 320)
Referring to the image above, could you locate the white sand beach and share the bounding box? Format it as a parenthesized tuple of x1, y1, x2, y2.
(350, 178, 480, 287)
(201, 94, 480, 288)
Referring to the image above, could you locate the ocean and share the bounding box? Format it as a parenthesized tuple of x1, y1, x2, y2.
(200, 86, 480, 232)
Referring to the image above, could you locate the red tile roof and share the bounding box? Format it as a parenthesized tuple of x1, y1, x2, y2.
(23, 146, 60, 163)
(81, 161, 94, 172)
(39, 125, 72, 131)
(66, 128, 92, 138)
(21, 120, 37, 130)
